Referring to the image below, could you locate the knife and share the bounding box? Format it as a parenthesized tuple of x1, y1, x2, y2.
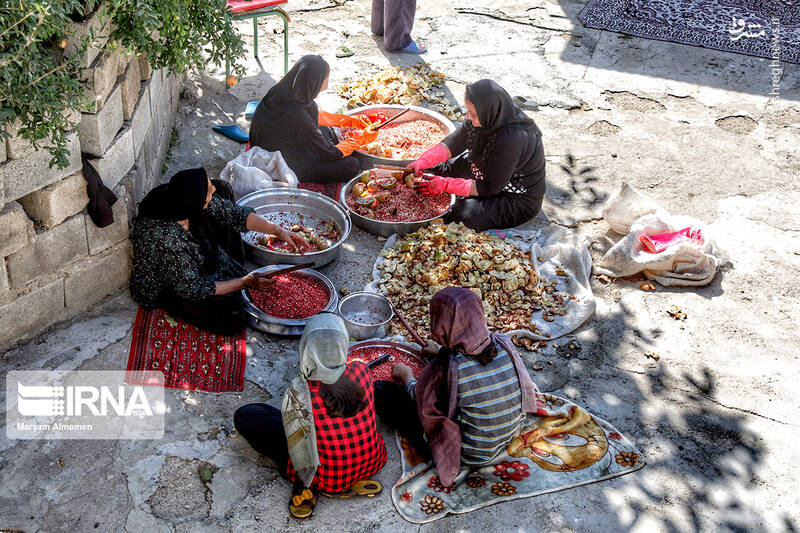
(261, 262, 314, 278)
(367, 353, 392, 368)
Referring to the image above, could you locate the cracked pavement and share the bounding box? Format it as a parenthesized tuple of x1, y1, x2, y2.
(1, 0, 799, 531)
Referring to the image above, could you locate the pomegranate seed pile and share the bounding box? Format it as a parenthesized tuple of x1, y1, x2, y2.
(343, 119, 446, 160)
(348, 346, 427, 381)
(346, 178, 450, 222)
(246, 272, 329, 319)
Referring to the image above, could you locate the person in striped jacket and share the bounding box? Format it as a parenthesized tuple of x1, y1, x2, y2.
(374, 287, 541, 487)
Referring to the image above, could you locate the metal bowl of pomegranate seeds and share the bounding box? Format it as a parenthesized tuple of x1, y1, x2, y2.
(347, 340, 428, 381)
(340, 173, 455, 237)
(242, 265, 338, 336)
(238, 188, 351, 268)
(335, 104, 456, 168)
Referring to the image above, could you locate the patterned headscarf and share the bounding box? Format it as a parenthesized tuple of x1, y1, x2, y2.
(430, 287, 492, 356)
(281, 313, 349, 486)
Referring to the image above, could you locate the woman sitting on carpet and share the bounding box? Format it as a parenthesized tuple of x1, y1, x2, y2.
(409, 79, 547, 232)
(234, 313, 387, 519)
(249, 54, 377, 184)
(130, 168, 311, 335)
(374, 287, 541, 487)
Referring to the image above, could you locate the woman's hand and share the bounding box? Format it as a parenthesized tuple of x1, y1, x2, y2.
(348, 129, 379, 147)
(243, 273, 277, 291)
(342, 115, 372, 129)
(391, 363, 414, 385)
(421, 339, 440, 358)
(406, 144, 450, 176)
(278, 228, 314, 253)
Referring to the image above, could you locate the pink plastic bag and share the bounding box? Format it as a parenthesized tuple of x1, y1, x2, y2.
(639, 227, 704, 254)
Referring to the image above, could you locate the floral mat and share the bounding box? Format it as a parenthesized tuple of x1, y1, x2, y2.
(578, 0, 798, 64)
(391, 393, 644, 523)
(125, 307, 247, 393)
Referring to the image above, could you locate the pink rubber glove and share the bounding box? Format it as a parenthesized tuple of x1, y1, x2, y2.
(639, 227, 703, 253)
(414, 176, 473, 196)
(407, 144, 450, 176)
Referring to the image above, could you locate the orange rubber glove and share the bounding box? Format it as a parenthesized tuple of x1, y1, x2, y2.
(318, 110, 371, 128)
(336, 129, 379, 156)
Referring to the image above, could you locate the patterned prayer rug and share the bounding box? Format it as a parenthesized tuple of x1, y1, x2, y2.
(391, 394, 644, 523)
(298, 182, 344, 201)
(578, 0, 799, 64)
(126, 307, 247, 393)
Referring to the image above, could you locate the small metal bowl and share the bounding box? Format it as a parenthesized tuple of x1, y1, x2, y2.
(242, 265, 338, 336)
(338, 291, 394, 341)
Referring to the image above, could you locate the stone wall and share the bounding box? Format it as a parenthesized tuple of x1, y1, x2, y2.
(0, 20, 182, 348)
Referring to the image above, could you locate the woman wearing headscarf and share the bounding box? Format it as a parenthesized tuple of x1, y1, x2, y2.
(408, 79, 547, 232)
(374, 287, 541, 487)
(130, 168, 312, 335)
(234, 313, 387, 519)
(249, 55, 377, 184)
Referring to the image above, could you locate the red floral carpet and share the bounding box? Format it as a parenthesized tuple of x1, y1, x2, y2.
(391, 394, 644, 523)
(298, 182, 343, 201)
(126, 307, 247, 393)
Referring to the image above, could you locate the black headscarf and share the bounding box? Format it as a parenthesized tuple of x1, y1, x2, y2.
(464, 79, 535, 175)
(137, 168, 220, 272)
(263, 55, 330, 120)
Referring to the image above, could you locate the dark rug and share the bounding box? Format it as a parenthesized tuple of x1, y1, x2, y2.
(298, 182, 344, 201)
(126, 307, 247, 393)
(578, 0, 799, 64)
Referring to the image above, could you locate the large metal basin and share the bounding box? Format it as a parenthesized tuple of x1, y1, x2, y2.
(339, 174, 455, 238)
(348, 339, 426, 365)
(335, 104, 456, 168)
(237, 188, 351, 268)
(242, 265, 338, 336)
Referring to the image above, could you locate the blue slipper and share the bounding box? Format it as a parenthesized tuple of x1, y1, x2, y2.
(396, 40, 426, 54)
(212, 125, 249, 143)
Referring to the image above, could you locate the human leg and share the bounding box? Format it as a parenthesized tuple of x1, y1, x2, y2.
(373, 380, 431, 458)
(383, 0, 416, 51)
(444, 193, 543, 232)
(233, 403, 290, 471)
(161, 292, 249, 336)
(371, 0, 385, 35)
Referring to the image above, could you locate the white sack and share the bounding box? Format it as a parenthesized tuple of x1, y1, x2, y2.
(602, 182, 666, 234)
(220, 147, 298, 198)
(597, 207, 721, 287)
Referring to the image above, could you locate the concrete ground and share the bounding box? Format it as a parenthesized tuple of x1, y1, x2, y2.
(2, 0, 799, 531)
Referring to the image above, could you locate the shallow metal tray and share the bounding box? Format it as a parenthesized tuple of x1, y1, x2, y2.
(237, 188, 351, 268)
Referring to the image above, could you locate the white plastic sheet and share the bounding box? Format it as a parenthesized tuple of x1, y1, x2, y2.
(597, 183, 721, 287)
(366, 225, 596, 341)
(219, 147, 298, 198)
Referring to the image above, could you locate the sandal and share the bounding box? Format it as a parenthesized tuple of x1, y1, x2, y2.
(320, 479, 383, 499)
(336, 45, 354, 58)
(288, 486, 317, 519)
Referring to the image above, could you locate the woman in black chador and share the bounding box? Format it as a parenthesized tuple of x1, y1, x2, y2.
(249, 55, 376, 184)
(130, 168, 311, 334)
(410, 79, 547, 232)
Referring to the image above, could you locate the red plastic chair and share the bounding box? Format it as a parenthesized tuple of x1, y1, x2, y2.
(226, 0, 290, 87)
